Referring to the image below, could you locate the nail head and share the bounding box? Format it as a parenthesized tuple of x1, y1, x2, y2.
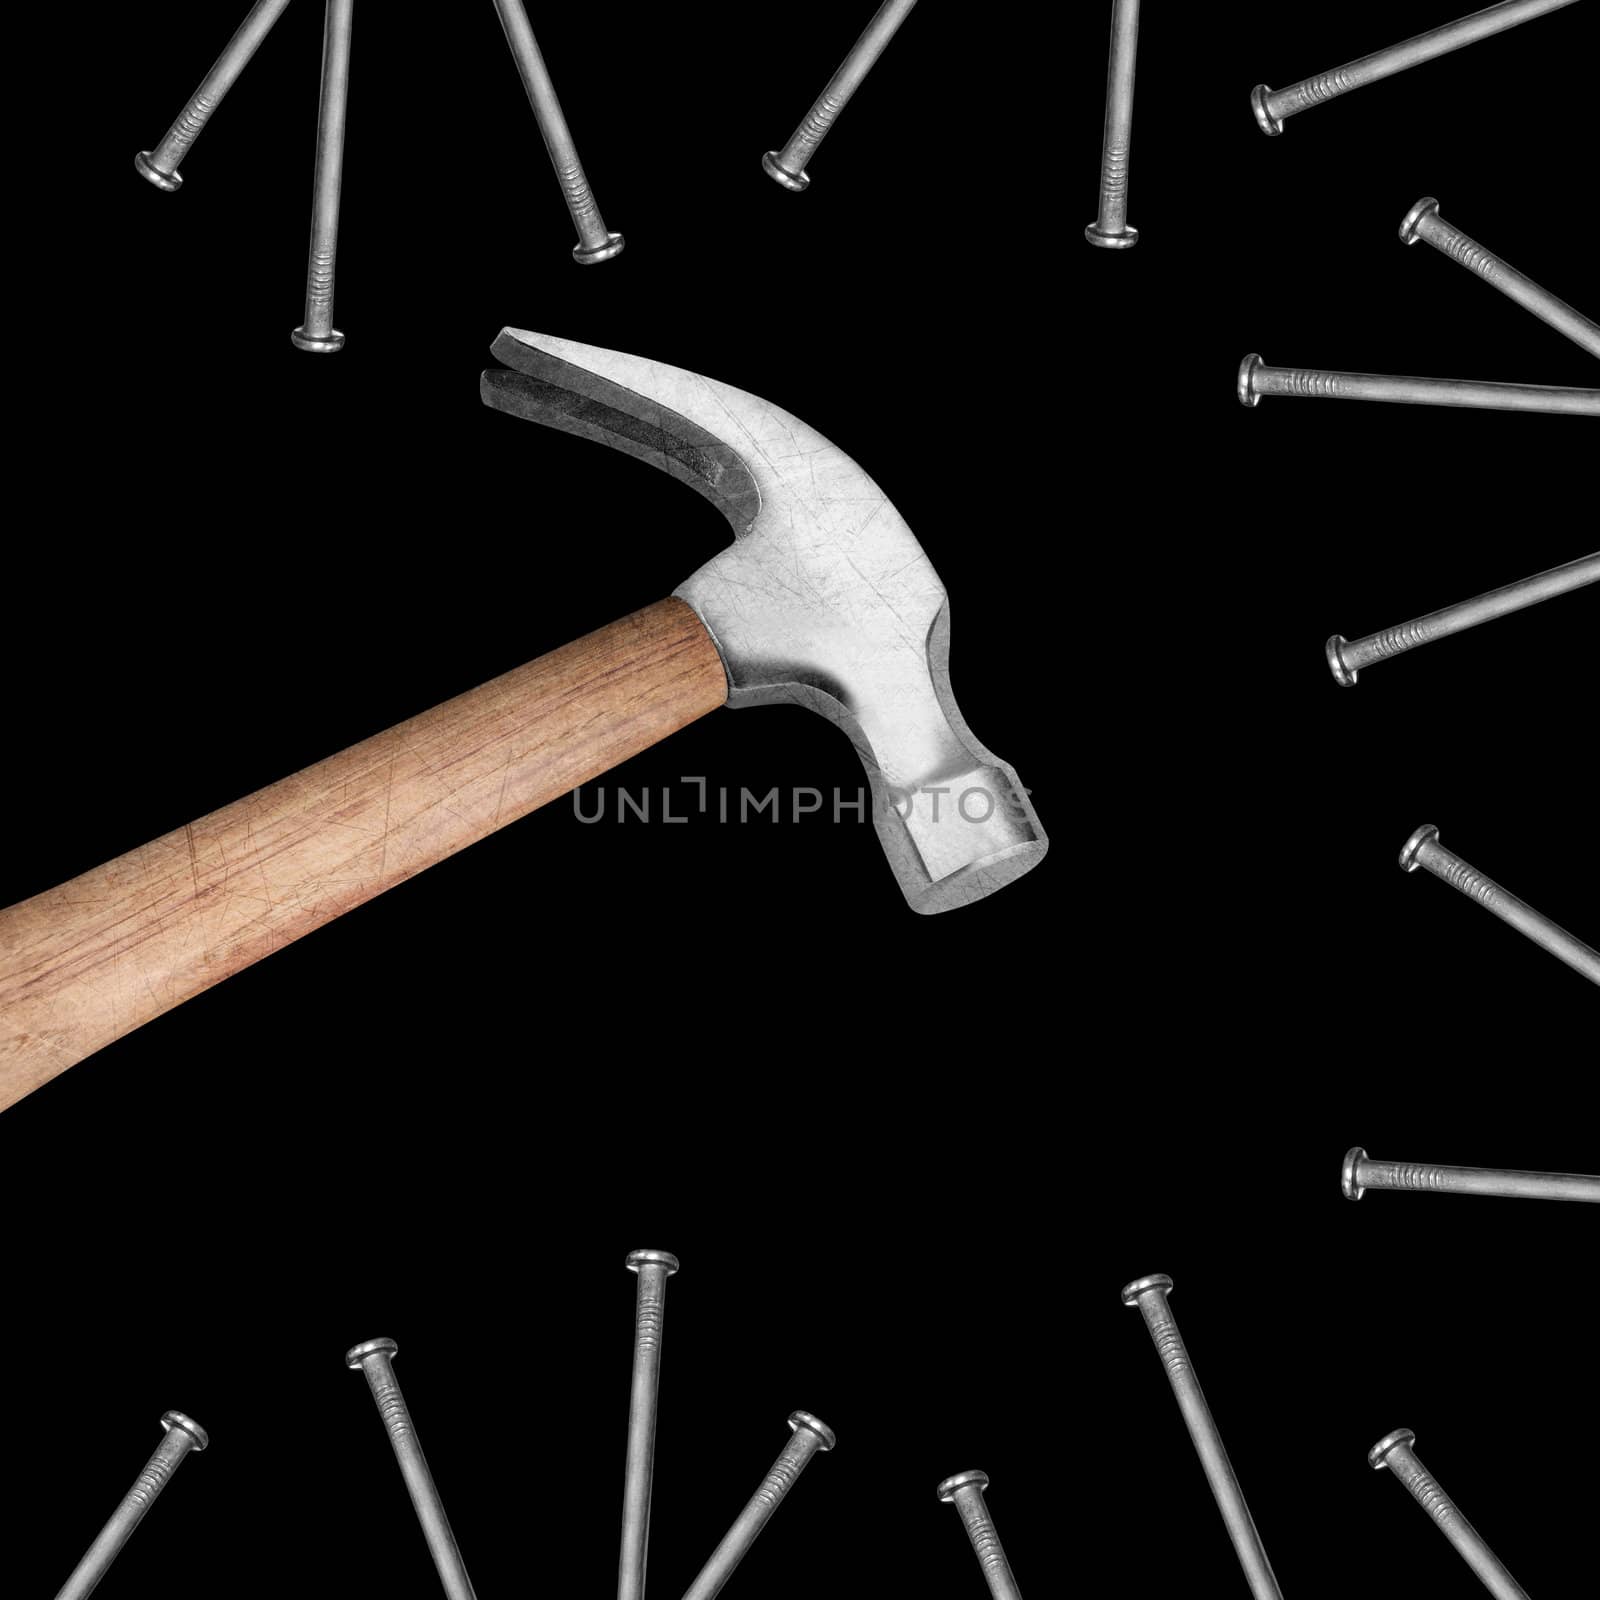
(937, 1470, 989, 1501)
(1120, 1273, 1174, 1305)
(626, 1250, 680, 1275)
(345, 1337, 399, 1368)
(1369, 1428, 1415, 1470)
(161, 1411, 210, 1451)
(1342, 1146, 1368, 1201)
(1399, 825, 1439, 872)
(788, 1410, 836, 1450)
(1399, 196, 1440, 245)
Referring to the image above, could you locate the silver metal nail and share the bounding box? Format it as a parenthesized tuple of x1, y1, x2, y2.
(1400, 825, 1600, 987)
(762, 0, 920, 191)
(679, 1412, 837, 1600)
(55, 1412, 209, 1600)
(1122, 1276, 1284, 1600)
(1085, 0, 1141, 248)
(1369, 1430, 1530, 1600)
(618, 1250, 679, 1600)
(135, 0, 295, 190)
(1237, 353, 1600, 416)
(1401, 197, 1600, 360)
(346, 1338, 477, 1600)
(1251, 0, 1580, 136)
(936, 1471, 1023, 1600)
(1326, 553, 1600, 685)
(291, 0, 354, 354)
(489, 0, 623, 263)
(1343, 1146, 1600, 1203)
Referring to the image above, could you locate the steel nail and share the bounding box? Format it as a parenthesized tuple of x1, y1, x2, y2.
(135, 0, 295, 191)
(1122, 1276, 1284, 1600)
(936, 1471, 1024, 1600)
(1369, 1430, 1530, 1600)
(55, 1412, 209, 1600)
(291, 0, 355, 353)
(1236, 353, 1600, 416)
(346, 1338, 477, 1600)
(679, 1412, 837, 1600)
(489, 1, 623, 263)
(1250, 0, 1580, 136)
(1343, 1146, 1600, 1203)
(1085, 0, 1142, 248)
(762, 0, 920, 191)
(1400, 825, 1600, 987)
(618, 1250, 679, 1600)
(1400, 197, 1600, 360)
(1326, 553, 1600, 685)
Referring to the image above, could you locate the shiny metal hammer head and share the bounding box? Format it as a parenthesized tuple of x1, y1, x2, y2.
(480, 328, 1048, 914)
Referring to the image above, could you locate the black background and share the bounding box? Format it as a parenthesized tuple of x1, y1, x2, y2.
(4, 3, 1596, 1595)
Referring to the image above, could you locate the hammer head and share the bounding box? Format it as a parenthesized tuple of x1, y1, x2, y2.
(481, 328, 1047, 914)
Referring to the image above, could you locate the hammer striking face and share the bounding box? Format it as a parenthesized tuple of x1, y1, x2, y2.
(481, 328, 1048, 915)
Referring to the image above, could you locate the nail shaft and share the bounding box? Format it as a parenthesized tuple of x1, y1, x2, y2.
(291, 0, 354, 353)
(1122, 1277, 1283, 1600)
(55, 1412, 208, 1600)
(489, 0, 623, 263)
(346, 1339, 477, 1600)
(763, 0, 920, 190)
(1326, 552, 1600, 684)
(1369, 1431, 1529, 1600)
(618, 1250, 679, 1600)
(1343, 1146, 1600, 1203)
(1400, 825, 1600, 987)
(1251, 0, 1580, 135)
(679, 1412, 837, 1600)
(1402, 198, 1600, 360)
(1085, 0, 1141, 248)
(135, 0, 295, 190)
(936, 1472, 1023, 1600)
(1237, 353, 1600, 416)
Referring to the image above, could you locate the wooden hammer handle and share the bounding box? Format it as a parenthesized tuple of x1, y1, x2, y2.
(0, 598, 725, 1111)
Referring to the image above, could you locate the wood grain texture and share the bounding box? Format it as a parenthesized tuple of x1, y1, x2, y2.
(0, 598, 726, 1111)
